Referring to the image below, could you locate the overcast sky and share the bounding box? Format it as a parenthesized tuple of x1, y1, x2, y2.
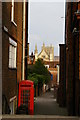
(28, 2, 65, 56)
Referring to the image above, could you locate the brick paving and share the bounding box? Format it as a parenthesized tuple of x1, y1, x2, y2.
(34, 90, 68, 115)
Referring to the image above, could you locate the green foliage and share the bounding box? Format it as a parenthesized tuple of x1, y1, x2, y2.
(27, 73, 38, 86)
(27, 58, 51, 86)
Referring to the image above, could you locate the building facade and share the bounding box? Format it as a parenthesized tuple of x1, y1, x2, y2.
(65, 2, 80, 116)
(34, 43, 54, 61)
(57, 44, 66, 107)
(2, 2, 28, 114)
(57, 2, 80, 116)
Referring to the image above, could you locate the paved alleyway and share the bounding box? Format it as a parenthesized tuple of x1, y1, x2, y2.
(34, 90, 68, 115)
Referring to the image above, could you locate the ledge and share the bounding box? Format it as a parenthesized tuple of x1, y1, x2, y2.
(2, 115, 80, 120)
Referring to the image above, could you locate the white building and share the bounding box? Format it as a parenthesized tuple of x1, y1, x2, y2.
(34, 43, 54, 61)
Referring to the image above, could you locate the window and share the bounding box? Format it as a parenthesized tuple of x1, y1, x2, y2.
(9, 38, 17, 68)
(11, 0, 17, 26)
(42, 55, 45, 59)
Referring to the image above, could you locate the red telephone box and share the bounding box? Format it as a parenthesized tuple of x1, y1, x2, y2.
(18, 80, 34, 115)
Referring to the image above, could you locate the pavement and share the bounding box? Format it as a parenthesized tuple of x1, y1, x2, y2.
(34, 90, 68, 116)
(2, 91, 79, 119)
(2, 89, 80, 120)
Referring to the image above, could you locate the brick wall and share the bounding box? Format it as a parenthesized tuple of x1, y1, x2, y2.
(66, 3, 74, 115)
(44, 61, 59, 68)
(48, 68, 58, 86)
(58, 44, 66, 107)
(2, 2, 24, 113)
(66, 2, 80, 115)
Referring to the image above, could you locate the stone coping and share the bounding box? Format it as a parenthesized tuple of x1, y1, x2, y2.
(1, 115, 80, 119)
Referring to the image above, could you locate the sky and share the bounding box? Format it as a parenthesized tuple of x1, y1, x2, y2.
(28, 2, 65, 56)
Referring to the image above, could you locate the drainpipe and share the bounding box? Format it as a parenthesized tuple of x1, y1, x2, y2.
(22, 0, 26, 80)
(25, 2, 28, 80)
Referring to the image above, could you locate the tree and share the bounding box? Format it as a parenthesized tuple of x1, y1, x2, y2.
(27, 73, 38, 87)
(27, 59, 51, 96)
(33, 59, 50, 84)
(27, 59, 50, 85)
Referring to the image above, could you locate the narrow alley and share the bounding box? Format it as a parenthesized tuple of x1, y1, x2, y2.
(2, 1, 80, 118)
(34, 89, 68, 115)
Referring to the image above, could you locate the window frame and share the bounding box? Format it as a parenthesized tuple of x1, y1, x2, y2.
(9, 37, 17, 69)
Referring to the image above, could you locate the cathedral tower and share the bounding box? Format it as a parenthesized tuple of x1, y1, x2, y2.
(50, 44, 54, 61)
(34, 44, 38, 61)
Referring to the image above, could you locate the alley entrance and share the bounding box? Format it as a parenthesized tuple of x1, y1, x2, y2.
(34, 89, 68, 115)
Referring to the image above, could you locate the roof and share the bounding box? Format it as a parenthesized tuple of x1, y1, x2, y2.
(54, 56, 59, 61)
(48, 68, 58, 71)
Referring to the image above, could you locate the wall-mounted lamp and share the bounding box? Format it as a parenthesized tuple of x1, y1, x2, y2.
(72, 27, 79, 34)
(66, 47, 69, 51)
(75, 10, 80, 15)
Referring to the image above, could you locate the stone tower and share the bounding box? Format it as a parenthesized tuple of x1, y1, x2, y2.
(34, 44, 38, 61)
(50, 44, 54, 61)
(42, 42, 45, 50)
